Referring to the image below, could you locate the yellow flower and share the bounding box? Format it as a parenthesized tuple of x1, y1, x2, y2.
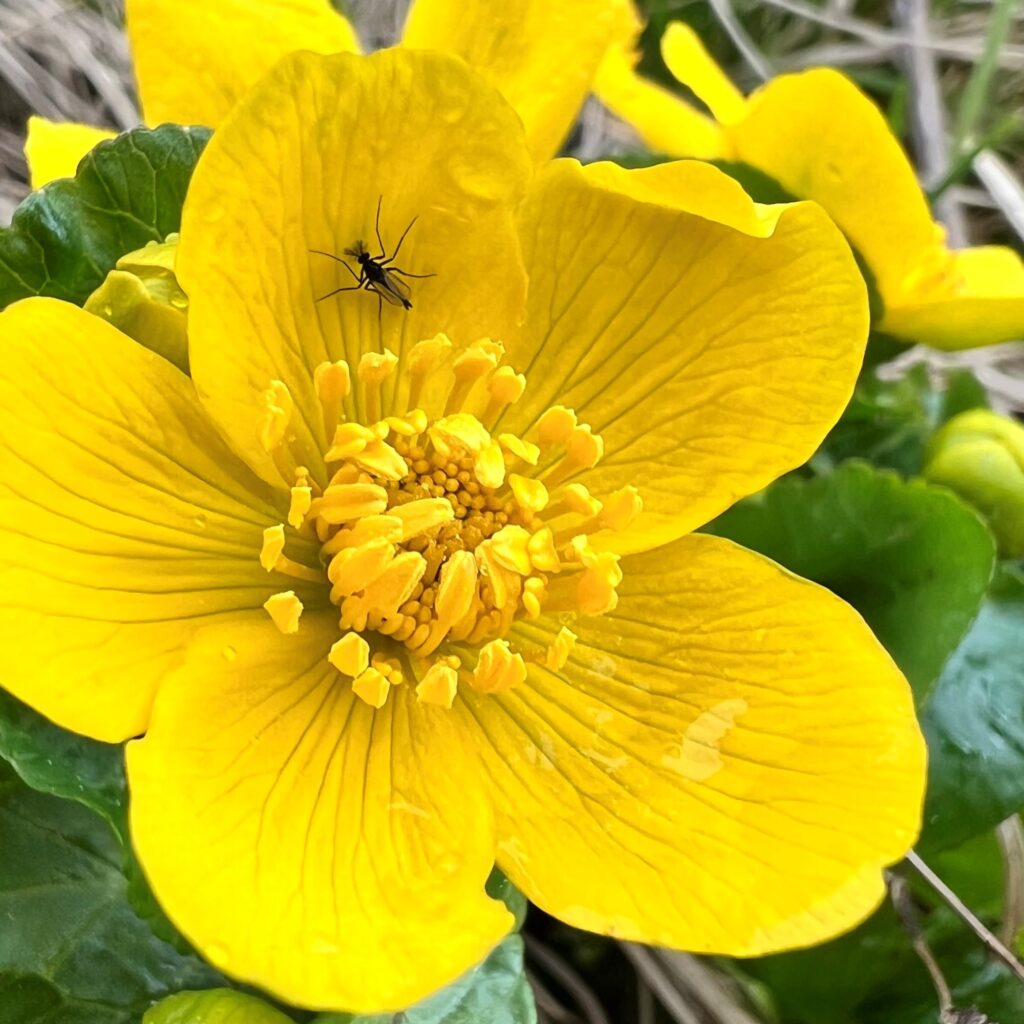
(25, 0, 635, 186)
(0, 50, 925, 1013)
(596, 20, 1024, 350)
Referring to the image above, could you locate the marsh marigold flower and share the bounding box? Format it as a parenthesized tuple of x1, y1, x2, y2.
(0, 50, 925, 1013)
(24, 0, 634, 185)
(596, 20, 1024, 350)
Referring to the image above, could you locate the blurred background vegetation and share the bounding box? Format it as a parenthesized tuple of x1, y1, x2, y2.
(0, 1, 1022, 1021)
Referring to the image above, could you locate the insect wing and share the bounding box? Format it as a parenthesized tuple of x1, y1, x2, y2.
(372, 268, 412, 307)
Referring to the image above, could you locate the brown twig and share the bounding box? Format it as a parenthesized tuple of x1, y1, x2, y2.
(907, 850, 1024, 985)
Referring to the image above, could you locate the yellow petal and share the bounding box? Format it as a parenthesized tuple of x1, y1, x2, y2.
(594, 42, 724, 159)
(504, 158, 867, 542)
(125, 0, 359, 127)
(728, 69, 940, 313)
(881, 245, 1024, 349)
(23, 116, 115, 189)
(456, 533, 925, 954)
(660, 22, 746, 125)
(402, 0, 632, 162)
(128, 612, 511, 1012)
(178, 49, 531, 486)
(0, 298, 298, 742)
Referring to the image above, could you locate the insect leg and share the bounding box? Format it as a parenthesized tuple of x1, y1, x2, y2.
(315, 284, 363, 302)
(380, 215, 419, 265)
(310, 250, 362, 282)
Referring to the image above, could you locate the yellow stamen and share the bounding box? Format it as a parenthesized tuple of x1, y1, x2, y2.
(314, 359, 351, 437)
(352, 666, 390, 708)
(489, 525, 533, 575)
(358, 349, 398, 423)
(446, 339, 503, 414)
(599, 485, 642, 531)
(544, 627, 577, 670)
(509, 474, 548, 513)
(536, 405, 577, 447)
(429, 413, 491, 459)
(527, 527, 560, 572)
(550, 483, 603, 518)
(325, 422, 376, 461)
(328, 632, 370, 677)
(483, 366, 526, 423)
(382, 409, 428, 437)
(260, 525, 286, 571)
(350, 438, 408, 481)
(288, 486, 312, 530)
(263, 591, 303, 634)
(361, 550, 427, 617)
(474, 439, 506, 489)
(471, 639, 526, 694)
(311, 482, 389, 524)
(321, 514, 403, 555)
(544, 425, 604, 489)
(436, 549, 478, 625)
(416, 661, 459, 708)
(328, 538, 395, 598)
(523, 576, 545, 618)
(498, 432, 540, 466)
(390, 497, 455, 540)
(406, 333, 452, 411)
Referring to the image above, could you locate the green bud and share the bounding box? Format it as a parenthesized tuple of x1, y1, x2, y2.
(143, 989, 292, 1024)
(84, 235, 189, 372)
(924, 408, 1024, 557)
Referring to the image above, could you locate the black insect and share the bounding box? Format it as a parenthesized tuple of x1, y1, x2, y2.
(311, 196, 435, 317)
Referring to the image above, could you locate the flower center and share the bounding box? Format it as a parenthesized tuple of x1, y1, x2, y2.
(255, 335, 639, 710)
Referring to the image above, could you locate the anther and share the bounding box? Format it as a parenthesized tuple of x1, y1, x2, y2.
(288, 485, 312, 530)
(352, 666, 390, 708)
(311, 482, 389, 524)
(498, 433, 540, 466)
(314, 359, 351, 438)
(509, 474, 548, 513)
(358, 349, 398, 424)
(482, 366, 526, 424)
(544, 627, 577, 670)
(446, 339, 503, 415)
(416, 661, 459, 708)
(263, 591, 303, 634)
(471, 639, 526, 694)
(405, 333, 452, 412)
(328, 632, 370, 677)
(536, 405, 577, 448)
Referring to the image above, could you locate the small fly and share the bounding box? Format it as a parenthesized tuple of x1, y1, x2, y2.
(311, 196, 435, 317)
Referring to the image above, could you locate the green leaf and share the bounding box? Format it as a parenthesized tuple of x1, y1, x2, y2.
(703, 461, 996, 700)
(0, 688, 126, 838)
(817, 364, 990, 477)
(919, 565, 1024, 851)
(314, 936, 535, 1024)
(486, 868, 528, 931)
(0, 124, 209, 310)
(0, 776, 222, 1024)
(144, 990, 295, 1024)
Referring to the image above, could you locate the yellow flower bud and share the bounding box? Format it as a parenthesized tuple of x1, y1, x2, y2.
(84, 236, 188, 372)
(924, 409, 1024, 557)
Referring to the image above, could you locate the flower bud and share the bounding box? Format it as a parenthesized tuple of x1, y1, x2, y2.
(84, 235, 188, 372)
(924, 409, 1024, 557)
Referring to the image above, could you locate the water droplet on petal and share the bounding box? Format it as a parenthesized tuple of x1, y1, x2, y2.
(222, 646, 237, 662)
(193, 513, 208, 528)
